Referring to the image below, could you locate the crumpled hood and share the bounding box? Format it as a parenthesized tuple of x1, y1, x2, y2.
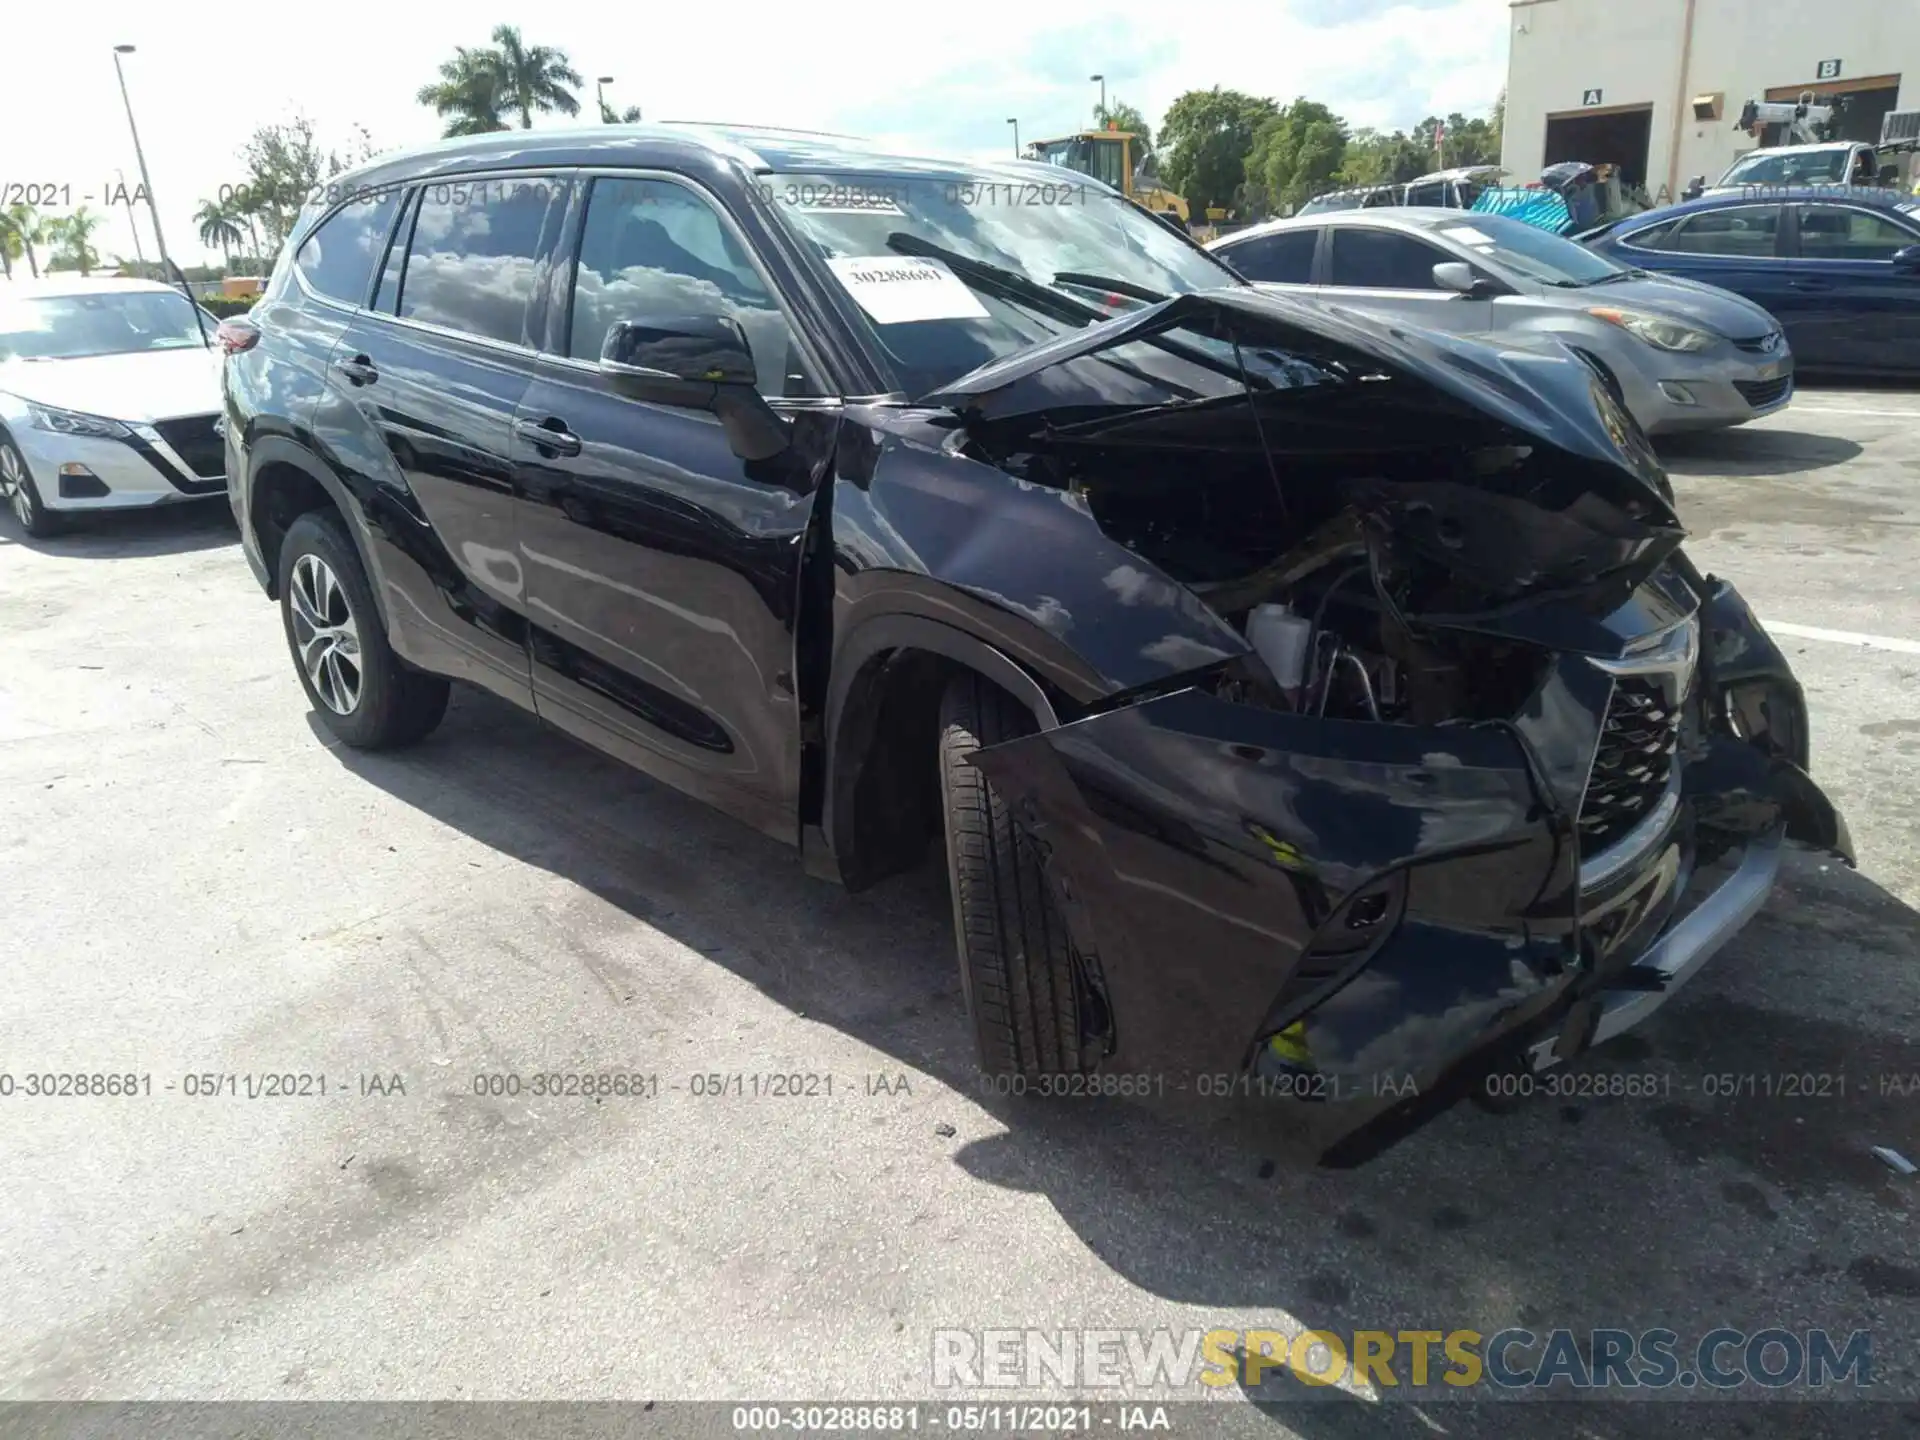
(0, 345, 222, 422)
(923, 286, 1671, 484)
(1579, 273, 1780, 342)
(922, 286, 1684, 611)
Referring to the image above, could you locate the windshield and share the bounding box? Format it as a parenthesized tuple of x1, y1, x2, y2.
(1719, 149, 1850, 186)
(0, 290, 210, 361)
(762, 169, 1240, 395)
(1432, 213, 1627, 286)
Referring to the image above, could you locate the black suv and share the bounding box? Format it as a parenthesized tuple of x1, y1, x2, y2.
(223, 125, 1850, 1160)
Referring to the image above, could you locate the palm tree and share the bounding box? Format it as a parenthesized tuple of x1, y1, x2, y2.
(599, 99, 643, 124)
(416, 46, 510, 137)
(2, 202, 41, 279)
(46, 207, 105, 276)
(195, 198, 244, 264)
(490, 26, 582, 129)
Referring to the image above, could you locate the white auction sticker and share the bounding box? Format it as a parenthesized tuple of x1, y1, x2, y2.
(1440, 225, 1496, 246)
(826, 255, 990, 325)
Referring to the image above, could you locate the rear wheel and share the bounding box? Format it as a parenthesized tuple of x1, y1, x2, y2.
(277, 510, 449, 749)
(1, 438, 62, 538)
(937, 671, 1088, 1081)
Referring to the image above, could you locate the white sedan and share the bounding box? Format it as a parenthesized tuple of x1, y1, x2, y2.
(0, 277, 227, 537)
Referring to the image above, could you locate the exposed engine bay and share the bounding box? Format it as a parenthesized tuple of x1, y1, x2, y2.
(984, 438, 1564, 726)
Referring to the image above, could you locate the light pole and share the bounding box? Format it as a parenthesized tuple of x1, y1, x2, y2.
(1091, 73, 1106, 123)
(111, 45, 173, 280)
(597, 75, 615, 120)
(117, 167, 146, 268)
(1007, 118, 1020, 157)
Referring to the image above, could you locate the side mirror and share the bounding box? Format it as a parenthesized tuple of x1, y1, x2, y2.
(1432, 261, 1499, 298)
(1891, 245, 1920, 275)
(1683, 176, 1706, 201)
(600, 314, 790, 462)
(601, 314, 757, 385)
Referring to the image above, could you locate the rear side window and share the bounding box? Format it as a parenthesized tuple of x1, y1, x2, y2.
(1661, 206, 1782, 257)
(1221, 229, 1317, 284)
(1618, 219, 1679, 251)
(397, 178, 567, 346)
(294, 188, 402, 306)
(1326, 228, 1447, 289)
(1797, 205, 1919, 261)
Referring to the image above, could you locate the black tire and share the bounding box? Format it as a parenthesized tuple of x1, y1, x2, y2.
(1, 437, 63, 538)
(937, 671, 1087, 1081)
(277, 510, 449, 749)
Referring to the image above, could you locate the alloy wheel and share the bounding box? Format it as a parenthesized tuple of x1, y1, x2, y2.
(1, 444, 28, 528)
(289, 552, 363, 715)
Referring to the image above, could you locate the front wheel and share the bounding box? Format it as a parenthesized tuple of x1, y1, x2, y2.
(277, 510, 449, 749)
(937, 671, 1089, 1082)
(1, 438, 62, 537)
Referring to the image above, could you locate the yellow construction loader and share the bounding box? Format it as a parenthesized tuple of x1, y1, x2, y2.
(1024, 126, 1191, 230)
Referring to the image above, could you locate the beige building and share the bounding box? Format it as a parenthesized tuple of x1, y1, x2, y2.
(1502, 0, 1919, 200)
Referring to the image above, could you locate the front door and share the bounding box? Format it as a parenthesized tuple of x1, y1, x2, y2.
(514, 171, 835, 842)
(1318, 224, 1495, 334)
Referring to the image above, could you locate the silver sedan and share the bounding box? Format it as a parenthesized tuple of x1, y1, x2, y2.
(1209, 208, 1793, 435)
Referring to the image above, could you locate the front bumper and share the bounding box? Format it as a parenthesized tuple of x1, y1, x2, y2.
(9, 419, 225, 512)
(1612, 346, 1795, 436)
(967, 569, 1849, 1161)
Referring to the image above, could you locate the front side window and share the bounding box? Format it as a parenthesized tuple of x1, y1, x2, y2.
(1661, 206, 1782, 258)
(1434, 214, 1624, 286)
(762, 168, 1240, 396)
(566, 176, 812, 397)
(1797, 205, 1919, 261)
(1221, 228, 1317, 284)
(397, 177, 566, 345)
(0, 290, 210, 361)
(1326, 228, 1449, 289)
(295, 187, 402, 306)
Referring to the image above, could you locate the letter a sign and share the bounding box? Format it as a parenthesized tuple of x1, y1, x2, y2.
(1582, 88, 1604, 107)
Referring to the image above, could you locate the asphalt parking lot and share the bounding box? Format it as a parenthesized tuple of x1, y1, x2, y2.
(3, 387, 1919, 1435)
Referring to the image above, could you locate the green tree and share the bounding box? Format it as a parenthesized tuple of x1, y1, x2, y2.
(1, 203, 42, 279)
(195, 198, 245, 265)
(1158, 87, 1280, 216)
(599, 99, 643, 124)
(1339, 128, 1432, 188)
(1415, 112, 1501, 168)
(490, 26, 582, 129)
(233, 115, 369, 253)
(418, 47, 512, 136)
(1246, 98, 1349, 216)
(45, 208, 105, 275)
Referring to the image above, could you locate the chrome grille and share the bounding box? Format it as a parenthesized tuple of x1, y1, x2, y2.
(1579, 676, 1683, 859)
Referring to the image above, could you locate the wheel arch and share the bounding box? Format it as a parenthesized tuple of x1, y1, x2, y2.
(820, 611, 1063, 893)
(245, 437, 391, 632)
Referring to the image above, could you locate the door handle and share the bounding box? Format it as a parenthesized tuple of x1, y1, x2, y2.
(333, 354, 378, 385)
(513, 416, 583, 457)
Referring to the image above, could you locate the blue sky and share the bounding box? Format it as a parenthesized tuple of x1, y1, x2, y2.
(2, 0, 1511, 268)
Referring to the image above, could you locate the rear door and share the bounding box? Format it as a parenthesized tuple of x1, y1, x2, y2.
(325, 173, 572, 705)
(512, 169, 837, 842)
(1784, 202, 1920, 372)
(1319, 223, 1494, 334)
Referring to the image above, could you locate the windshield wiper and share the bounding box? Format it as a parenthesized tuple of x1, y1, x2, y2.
(1053, 272, 1168, 305)
(1586, 267, 1651, 285)
(885, 233, 1108, 326)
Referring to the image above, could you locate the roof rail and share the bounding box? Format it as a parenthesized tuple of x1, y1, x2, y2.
(653, 121, 871, 140)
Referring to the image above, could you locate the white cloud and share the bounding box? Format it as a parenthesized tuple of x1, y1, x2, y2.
(1, 0, 1509, 268)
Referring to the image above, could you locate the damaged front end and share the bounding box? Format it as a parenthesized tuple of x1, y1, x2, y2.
(934, 290, 1852, 1161)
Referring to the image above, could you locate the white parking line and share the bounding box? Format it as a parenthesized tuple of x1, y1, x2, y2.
(1764, 620, 1920, 656)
